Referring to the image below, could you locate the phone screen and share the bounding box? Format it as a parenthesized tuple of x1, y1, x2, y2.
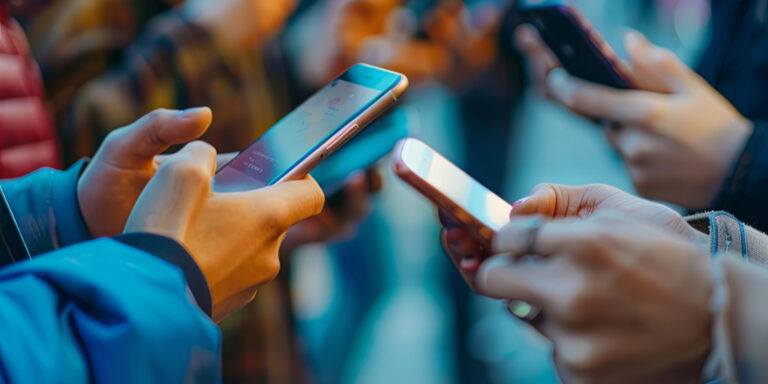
(401, 139, 511, 231)
(214, 66, 401, 192)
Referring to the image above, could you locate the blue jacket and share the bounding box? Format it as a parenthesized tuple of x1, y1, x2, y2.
(701, 0, 768, 231)
(0, 163, 221, 383)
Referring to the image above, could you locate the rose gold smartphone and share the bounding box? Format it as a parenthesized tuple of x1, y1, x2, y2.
(214, 63, 409, 192)
(392, 138, 512, 246)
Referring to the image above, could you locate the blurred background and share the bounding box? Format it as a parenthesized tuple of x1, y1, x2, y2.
(286, 1, 709, 383)
(8, 0, 711, 382)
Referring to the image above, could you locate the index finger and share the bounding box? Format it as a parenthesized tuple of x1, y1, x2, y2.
(243, 176, 326, 230)
(475, 253, 558, 306)
(547, 68, 665, 129)
(492, 216, 590, 258)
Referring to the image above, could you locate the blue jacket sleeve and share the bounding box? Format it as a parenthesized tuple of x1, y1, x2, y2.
(0, 161, 91, 256)
(710, 121, 768, 232)
(0, 238, 220, 383)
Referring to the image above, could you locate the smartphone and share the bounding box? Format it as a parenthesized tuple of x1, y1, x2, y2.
(312, 107, 412, 194)
(214, 64, 409, 192)
(517, 0, 635, 89)
(0, 186, 30, 267)
(392, 138, 511, 246)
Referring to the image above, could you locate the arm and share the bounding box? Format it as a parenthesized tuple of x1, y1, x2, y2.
(0, 236, 219, 382)
(685, 211, 768, 382)
(0, 162, 90, 255)
(709, 121, 768, 232)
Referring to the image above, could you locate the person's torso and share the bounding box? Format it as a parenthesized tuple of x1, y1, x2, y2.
(0, 3, 60, 178)
(698, 0, 768, 120)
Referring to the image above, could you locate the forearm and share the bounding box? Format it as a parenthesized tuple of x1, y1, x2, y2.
(709, 121, 768, 232)
(1, 161, 90, 255)
(0, 237, 218, 382)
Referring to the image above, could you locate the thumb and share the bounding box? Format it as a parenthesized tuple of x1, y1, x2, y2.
(245, 176, 326, 230)
(511, 184, 559, 217)
(97, 107, 213, 169)
(513, 184, 626, 219)
(624, 30, 696, 93)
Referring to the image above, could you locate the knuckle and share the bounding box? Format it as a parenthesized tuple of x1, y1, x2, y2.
(101, 127, 127, 150)
(188, 140, 217, 156)
(623, 145, 651, 166)
(163, 159, 209, 186)
(146, 108, 172, 122)
(557, 345, 610, 377)
(641, 102, 667, 127)
(263, 256, 281, 281)
(652, 48, 679, 69)
(559, 290, 593, 326)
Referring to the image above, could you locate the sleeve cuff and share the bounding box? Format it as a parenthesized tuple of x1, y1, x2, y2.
(51, 159, 92, 247)
(113, 233, 212, 316)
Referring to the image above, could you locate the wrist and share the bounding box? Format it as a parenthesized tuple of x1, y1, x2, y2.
(114, 233, 213, 316)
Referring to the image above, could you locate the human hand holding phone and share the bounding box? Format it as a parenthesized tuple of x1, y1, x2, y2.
(392, 138, 511, 289)
(125, 141, 324, 322)
(519, 27, 752, 208)
(281, 169, 383, 255)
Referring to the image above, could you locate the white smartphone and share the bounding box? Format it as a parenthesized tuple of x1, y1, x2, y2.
(214, 63, 409, 192)
(392, 138, 512, 246)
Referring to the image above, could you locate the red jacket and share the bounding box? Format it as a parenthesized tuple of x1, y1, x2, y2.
(0, 5, 60, 178)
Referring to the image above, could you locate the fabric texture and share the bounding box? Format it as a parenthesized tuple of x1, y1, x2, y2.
(115, 232, 212, 316)
(0, 161, 90, 256)
(0, 237, 221, 383)
(687, 211, 768, 265)
(0, 4, 61, 178)
(698, 0, 768, 231)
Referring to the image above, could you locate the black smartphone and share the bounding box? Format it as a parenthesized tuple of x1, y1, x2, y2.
(517, 0, 635, 89)
(0, 186, 30, 267)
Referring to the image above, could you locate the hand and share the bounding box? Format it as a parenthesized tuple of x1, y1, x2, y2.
(517, 27, 752, 208)
(512, 183, 706, 245)
(281, 169, 382, 254)
(125, 142, 324, 321)
(439, 211, 490, 290)
(479, 211, 713, 383)
(184, 0, 297, 52)
(77, 108, 213, 238)
(440, 183, 709, 289)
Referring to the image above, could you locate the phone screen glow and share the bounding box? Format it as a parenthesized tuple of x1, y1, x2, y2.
(401, 139, 512, 231)
(214, 78, 388, 192)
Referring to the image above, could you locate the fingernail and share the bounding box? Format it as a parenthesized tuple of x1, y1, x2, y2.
(511, 197, 530, 208)
(546, 68, 576, 104)
(179, 106, 209, 118)
(460, 257, 480, 272)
